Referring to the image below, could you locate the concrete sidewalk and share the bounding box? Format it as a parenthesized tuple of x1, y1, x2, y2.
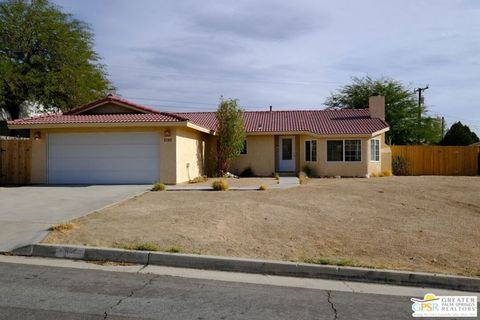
(166, 176, 299, 191)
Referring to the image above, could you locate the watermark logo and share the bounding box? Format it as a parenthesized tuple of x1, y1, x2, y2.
(411, 293, 477, 317)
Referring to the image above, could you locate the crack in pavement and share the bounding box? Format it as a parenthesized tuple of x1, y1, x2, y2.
(103, 273, 160, 319)
(326, 291, 338, 320)
(342, 281, 355, 293)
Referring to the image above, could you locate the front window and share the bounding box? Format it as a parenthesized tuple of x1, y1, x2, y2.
(327, 139, 362, 162)
(327, 140, 343, 161)
(305, 140, 317, 162)
(240, 139, 247, 155)
(371, 139, 380, 161)
(345, 140, 361, 162)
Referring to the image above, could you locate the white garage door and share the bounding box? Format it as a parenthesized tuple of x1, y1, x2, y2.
(48, 132, 160, 184)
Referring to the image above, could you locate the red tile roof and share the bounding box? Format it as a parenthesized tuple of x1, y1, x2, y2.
(176, 109, 388, 135)
(64, 95, 161, 115)
(7, 96, 388, 135)
(8, 113, 187, 125)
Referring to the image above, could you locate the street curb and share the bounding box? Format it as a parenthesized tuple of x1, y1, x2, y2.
(12, 244, 480, 292)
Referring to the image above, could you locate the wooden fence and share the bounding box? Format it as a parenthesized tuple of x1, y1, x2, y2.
(0, 137, 31, 185)
(391, 145, 480, 176)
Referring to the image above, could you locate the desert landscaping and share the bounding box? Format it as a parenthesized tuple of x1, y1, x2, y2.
(44, 176, 480, 277)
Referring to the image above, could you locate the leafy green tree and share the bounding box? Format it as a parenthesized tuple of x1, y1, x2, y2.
(0, 0, 113, 120)
(325, 76, 442, 145)
(439, 122, 479, 146)
(215, 98, 246, 176)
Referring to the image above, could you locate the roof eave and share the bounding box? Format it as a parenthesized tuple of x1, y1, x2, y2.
(7, 121, 190, 130)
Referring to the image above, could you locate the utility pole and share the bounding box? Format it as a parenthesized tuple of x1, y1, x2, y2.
(441, 116, 445, 138)
(414, 85, 429, 144)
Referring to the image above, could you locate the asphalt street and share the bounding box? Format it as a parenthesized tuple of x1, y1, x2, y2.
(0, 259, 459, 320)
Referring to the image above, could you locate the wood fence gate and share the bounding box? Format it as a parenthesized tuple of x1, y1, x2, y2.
(0, 137, 31, 185)
(391, 145, 480, 176)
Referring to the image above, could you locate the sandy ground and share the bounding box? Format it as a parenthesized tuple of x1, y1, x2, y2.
(44, 176, 480, 277)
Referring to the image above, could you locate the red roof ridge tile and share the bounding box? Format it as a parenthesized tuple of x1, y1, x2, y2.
(64, 95, 161, 115)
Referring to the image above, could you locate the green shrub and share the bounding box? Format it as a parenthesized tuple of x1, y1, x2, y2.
(212, 179, 229, 191)
(189, 175, 208, 184)
(302, 165, 312, 177)
(392, 156, 409, 176)
(240, 167, 254, 177)
(151, 182, 166, 191)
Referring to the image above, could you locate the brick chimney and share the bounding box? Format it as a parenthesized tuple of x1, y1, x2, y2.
(369, 95, 385, 120)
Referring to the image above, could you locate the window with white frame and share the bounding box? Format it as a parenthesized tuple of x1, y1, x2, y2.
(370, 139, 380, 161)
(240, 139, 247, 155)
(305, 140, 317, 162)
(327, 140, 362, 162)
(326, 140, 344, 161)
(345, 140, 361, 162)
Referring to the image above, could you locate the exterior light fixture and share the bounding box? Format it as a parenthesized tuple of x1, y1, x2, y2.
(33, 131, 41, 140)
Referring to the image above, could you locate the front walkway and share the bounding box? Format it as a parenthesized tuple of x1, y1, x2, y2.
(166, 177, 299, 191)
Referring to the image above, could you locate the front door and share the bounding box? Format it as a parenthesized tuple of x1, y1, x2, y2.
(279, 136, 295, 171)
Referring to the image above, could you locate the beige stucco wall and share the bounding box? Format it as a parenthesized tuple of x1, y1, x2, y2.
(230, 135, 275, 176)
(29, 125, 390, 184)
(298, 133, 391, 177)
(175, 127, 206, 183)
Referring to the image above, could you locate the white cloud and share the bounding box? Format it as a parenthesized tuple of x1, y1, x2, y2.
(53, 0, 480, 133)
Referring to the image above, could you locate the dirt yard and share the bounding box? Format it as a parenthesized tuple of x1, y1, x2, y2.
(44, 176, 480, 277)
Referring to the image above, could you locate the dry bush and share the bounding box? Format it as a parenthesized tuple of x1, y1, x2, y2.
(151, 182, 166, 191)
(258, 185, 268, 191)
(49, 223, 76, 233)
(189, 176, 208, 184)
(298, 172, 308, 185)
(212, 179, 229, 191)
(382, 170, 393, 177)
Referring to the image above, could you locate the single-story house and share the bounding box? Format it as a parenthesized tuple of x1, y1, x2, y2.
(7, 95, 391, 184)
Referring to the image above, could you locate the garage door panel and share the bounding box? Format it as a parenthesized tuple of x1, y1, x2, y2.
(48, 132, 160, 184)
(49, 145, 159, 160)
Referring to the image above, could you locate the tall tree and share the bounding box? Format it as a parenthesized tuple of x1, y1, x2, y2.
(325, 76, 442, 145)
(439, 122, 479, 146)
(215, 98, 246, 176)
(0, 0, 113, 120)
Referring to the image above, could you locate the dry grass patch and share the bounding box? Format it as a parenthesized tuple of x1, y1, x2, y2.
(116, 242, 184, 253)
(43, 176, 480, 277)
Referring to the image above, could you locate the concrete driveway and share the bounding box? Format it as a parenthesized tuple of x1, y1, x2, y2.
(0, 185, 149, 252)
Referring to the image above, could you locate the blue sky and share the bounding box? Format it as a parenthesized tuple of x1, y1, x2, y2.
(53, 0, 480, 134)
